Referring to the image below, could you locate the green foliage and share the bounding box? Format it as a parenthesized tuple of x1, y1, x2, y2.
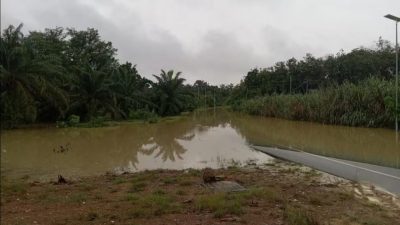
(129, 181, 147, 193)
(233, 78, 396, 128)
(195, 192, 243, 218)
(56, 114, 80, 128)
(1, 23, 397, 129)
(1, 181, 29, 195)
(235, 38, 395, 98)
(83, 116, 107, 128)
(129, 109, 158, 122)
(284, 205, 320, 225)
(152, 70, 192, 116)
(195, 187, 280, 218)
(1, 24, 68, 128)
(68, 192, 87, 203)
(129, 192, 181, 218)
(67, 114, 80, 126)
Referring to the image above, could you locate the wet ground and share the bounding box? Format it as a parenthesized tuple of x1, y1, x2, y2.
(2, 161, 399, 225)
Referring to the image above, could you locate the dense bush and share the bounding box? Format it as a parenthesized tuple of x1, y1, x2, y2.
(129, 109, 159, 123)
(232, 78, 397, 128)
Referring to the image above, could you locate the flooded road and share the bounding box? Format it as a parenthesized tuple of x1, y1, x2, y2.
(1, 109, 399, 180)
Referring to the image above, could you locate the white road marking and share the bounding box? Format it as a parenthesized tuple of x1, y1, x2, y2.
(301, 151, 400, 181)
(253, 146, 400, 181)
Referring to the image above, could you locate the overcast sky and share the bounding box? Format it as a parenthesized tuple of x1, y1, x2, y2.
(2, 0, 400, 84)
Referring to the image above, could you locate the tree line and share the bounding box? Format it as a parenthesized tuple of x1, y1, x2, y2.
(229, 38, 398, 128)
(1, 24, 398, 128)
(229, 38, 396, 100)
(0, 24, 232, 128)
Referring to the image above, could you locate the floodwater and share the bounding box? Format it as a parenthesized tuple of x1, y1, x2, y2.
(1, 109, 399, 181)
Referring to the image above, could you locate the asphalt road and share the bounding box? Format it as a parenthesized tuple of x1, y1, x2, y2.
(252, 145, 400, 195)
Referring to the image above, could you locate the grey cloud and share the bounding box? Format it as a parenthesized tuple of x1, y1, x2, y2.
(2, 0, 400, 84)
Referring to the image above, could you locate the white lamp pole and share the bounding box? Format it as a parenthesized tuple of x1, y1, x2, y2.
(385, 14, 400, 133)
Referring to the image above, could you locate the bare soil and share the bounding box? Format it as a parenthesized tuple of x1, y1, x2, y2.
(1, 161, 399, 225)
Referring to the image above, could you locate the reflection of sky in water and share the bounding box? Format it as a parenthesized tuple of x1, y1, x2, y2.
(115, 124, 272, 173)
(2, 108, 399, 181)
(1, 112, 272, 181)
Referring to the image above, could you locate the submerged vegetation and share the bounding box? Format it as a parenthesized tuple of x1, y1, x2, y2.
(1, 23, 398, 129)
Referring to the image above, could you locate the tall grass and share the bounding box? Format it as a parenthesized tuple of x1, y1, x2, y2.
(232, 78, 397, 128)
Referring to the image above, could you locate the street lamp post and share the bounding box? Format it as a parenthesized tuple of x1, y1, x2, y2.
(385, 14, 400, 133)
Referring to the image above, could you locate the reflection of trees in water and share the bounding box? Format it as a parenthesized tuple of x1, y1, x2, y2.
(192, 108, 234, 127)
(136, 109, 237, 163)
(139, 122, 196, 162)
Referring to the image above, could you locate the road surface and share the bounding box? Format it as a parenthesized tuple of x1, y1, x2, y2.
(252, 145, 400, 195)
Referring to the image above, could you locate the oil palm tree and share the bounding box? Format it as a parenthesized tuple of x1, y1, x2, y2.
(110, 63, 153, 118)
(69, 64, 120, 121)
(0, 24, 67, 126)
(152, 69, 191, 116)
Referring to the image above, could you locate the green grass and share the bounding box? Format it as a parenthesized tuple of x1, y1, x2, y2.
(179, 180, 193, 186)
(304, 169, 320, 179)
(283, 205, 320, 225)
(282, 167, 301, 174)
(162, 177, 178, 185)
(125, 193, 140, 201)
(129, 181, 147, 193)
(245, 187, 283, 202)
(112, 177, 126, 185)
(152, 189, 166, 195)
(195, 192, 243, 218)
(37, 192, 62, 203)
(68, 193, 87, 203)
(1, 181, 29, 195)
(129, 193, 181, 218)
(195, 187, 282, 218)
(79, 183, 95, 191)
(184, 169, 201, 177)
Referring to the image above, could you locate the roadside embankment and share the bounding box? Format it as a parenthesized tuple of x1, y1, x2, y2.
(1, 160, 399, 225)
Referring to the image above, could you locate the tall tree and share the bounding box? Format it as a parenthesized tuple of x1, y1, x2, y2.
(152, 70, 191, 116)
(65, 28, 117, 72)
(0, 24, 67, 126)
(110, 62, 152, 118)
(68, 64, 118, 121)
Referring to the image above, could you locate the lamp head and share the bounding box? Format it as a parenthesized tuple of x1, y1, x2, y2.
(385, 14, 400, 22)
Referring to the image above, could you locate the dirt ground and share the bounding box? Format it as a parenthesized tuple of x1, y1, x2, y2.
(1, 161, 400, 225)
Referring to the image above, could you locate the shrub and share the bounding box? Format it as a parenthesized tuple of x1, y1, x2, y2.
(56, 114, 80, 128)
(129, 109, 159, 123)
(232, 78, 396, 128)
(67, 115, 80, 126)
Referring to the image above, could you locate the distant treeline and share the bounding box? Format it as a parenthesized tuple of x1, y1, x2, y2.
(228, 38, 399, 128)
(0, 24, 232, 128)
(230, 38, 395, 99)
(1, 24, 398, 128)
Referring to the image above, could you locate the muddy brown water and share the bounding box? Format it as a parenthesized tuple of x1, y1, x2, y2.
(1, 109, 399, 181)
